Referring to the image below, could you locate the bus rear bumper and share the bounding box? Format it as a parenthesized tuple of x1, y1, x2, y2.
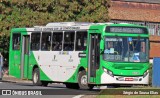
(101, 72, 149, 85)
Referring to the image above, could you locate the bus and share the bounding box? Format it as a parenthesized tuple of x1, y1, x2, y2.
(9, 22, 150, 89)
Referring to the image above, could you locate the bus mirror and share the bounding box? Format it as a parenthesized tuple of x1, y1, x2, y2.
(100, 40, 104, 52)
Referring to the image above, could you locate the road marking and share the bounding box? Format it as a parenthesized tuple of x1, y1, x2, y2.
(94, 86, 108, 89)
(72, 94, 84, 98)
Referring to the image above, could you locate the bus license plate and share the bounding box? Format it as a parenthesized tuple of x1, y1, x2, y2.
(125, 78, 133, 81)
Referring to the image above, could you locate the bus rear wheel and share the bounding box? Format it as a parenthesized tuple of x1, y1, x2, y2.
(32, 68, 48, 86)
(32, 68, 42, 86)
(78, 70, 94, 90)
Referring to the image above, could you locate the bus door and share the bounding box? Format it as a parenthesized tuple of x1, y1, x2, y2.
(20, 35, 30, 79)
(88, 34, 100, 83)
(11, 33, 21, 78)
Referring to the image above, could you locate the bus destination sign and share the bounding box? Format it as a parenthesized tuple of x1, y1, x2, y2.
(34, 26, 81, 31)
(105, 26, 148, 34)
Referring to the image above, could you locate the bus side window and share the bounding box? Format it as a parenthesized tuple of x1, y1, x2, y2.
(41, 32, 51, 51)
(75, 31, 87, 51)
(63, 32, 75, 51)
(52, 32, 63, 51)
(12, 33, 21, 50)
(31, 32, 40, 51)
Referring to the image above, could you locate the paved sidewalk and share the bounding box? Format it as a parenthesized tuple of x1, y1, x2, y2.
(1, 74, 32, 83)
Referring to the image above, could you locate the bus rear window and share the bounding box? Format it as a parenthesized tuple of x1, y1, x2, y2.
(31, 32, 40, 51)
(63, 32, 75, 51)
(75, 31, 87, 51)
(52, 32, 63, 51)
(41, 32, 51, 51)
(12, 33, 21, 50)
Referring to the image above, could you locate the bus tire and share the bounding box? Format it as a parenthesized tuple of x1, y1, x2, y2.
(32, 68, 42, 86)
(78, 70, 94, 90)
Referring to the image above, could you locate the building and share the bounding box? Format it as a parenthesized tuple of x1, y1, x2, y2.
(109, 0, 160, 59)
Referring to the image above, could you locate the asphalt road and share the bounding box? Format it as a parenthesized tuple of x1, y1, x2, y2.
(0, 82, 100, 98)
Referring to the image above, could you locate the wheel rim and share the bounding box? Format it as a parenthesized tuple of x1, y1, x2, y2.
(33, 72, 38, 83)
(81, 75, 87, 85)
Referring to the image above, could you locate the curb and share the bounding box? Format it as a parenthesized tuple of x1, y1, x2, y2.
(1, 75, 32, 83)
(72, 95, 84, 98)
(1, 80, 17, 83)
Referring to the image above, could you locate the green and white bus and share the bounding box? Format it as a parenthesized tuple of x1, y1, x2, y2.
(9, 22, 150, 89)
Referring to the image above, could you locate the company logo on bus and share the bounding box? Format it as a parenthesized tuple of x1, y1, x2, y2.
(132, 72, 139, 75)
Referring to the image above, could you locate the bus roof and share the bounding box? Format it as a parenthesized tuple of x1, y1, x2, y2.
(92, 23, 146, 27)
(11, 22, 148, 33)
(46, 22, 93, 27)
